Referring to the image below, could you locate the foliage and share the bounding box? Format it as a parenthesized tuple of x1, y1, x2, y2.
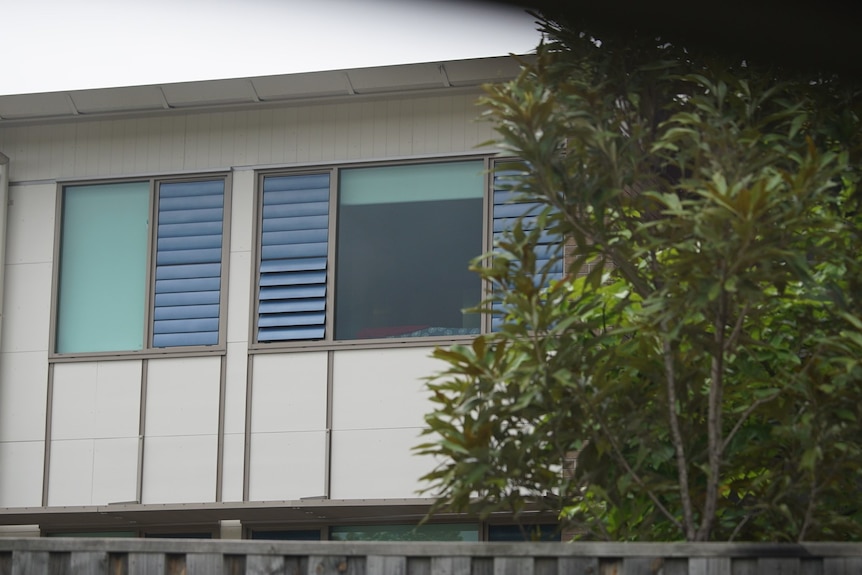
(417, 14, 862, 541)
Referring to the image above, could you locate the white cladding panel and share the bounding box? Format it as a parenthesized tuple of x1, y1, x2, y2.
(330, 428, 433, 500)
(0, 94, 494, 182)
(251, 353, 327, 433)
(1, 262, 52, 353)
(145, 357, 220, 437)
(0, 440, 44, 507)
(248, 430, 326, 501)
(141, 435, 217, 504)
(51, 361, 141, 440)
(5, 183, 56, 265)
(331, 347, 438, 430)
(220, 432, 244, 502)
(0, 351, 48, 442)
(141, 357, 220, 504)
(47, 437, 139, 506)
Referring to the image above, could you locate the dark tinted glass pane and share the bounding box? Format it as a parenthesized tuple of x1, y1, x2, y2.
(330, 523, 479, 541)
(251, 529, 321, 540)
(487, 524, 561, 541)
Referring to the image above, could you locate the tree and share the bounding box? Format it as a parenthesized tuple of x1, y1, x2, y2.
(417, 13, 862, 541)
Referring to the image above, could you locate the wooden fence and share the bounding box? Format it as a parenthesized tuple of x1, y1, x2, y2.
(2, 538, 862, 574)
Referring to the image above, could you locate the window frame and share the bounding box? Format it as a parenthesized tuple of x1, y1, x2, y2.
(249, 154, 494, 352)
(49, 172, 232, 361)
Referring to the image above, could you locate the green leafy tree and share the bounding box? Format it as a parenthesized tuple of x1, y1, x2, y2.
(417, 14, 862, 541)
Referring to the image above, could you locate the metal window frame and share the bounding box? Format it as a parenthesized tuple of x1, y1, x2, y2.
(48, 171, 232, 362)
(249, 153, 493, 353)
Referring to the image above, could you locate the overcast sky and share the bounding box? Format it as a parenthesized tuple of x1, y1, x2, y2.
(0, 0, 540, 96)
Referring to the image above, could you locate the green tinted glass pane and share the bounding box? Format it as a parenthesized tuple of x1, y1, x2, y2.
(340, 161, 484, 205)
(330, 524, 479, 542)
(56, 182, 149, 353)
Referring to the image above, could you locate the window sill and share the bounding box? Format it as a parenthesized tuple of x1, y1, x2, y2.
(248, 334, 480, 354)
(48, 346, 226, 363)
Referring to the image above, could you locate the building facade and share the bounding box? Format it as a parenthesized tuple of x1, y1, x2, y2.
(0, 57, 558, 540)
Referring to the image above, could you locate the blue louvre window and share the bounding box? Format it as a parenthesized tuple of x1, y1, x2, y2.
(257, 173, 330, 342)
(153, 180, 225, 347)
(491, 168, 564, 331)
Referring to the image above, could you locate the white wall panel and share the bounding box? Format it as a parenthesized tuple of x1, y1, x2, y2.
(251, 353, 327, 433)
(0, 440, 44, 507)
(91, 437, 139, 504)
(5, 183, 55, 265)
(226, 251, 252, 345)
(141, 435, 217, 504)
(220, 432, 244, 502)
(329, 428, 432, 500)
(145, 357, 220, 437)
(51, 361, 141, 440)
(224, 342, 248, 435)
(47, 439, 93, 506)
(48, 437, 137, 506)
(229, 169, 255, 252)
(248, 431, 326, 501)
(0, 351, 48, 442)
(332, 347, 438, 431)
(0, 262, 51, 353)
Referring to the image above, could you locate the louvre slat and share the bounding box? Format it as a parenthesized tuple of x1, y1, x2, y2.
(260, 257, 326, 273)
(154, 304, 220, 320)
(155, 277, 222, 294)
(156, 262, 221, 280)
(155, 290, 220, 307)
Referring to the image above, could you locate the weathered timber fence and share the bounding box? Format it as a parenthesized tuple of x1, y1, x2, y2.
(2, 538, 862, 575)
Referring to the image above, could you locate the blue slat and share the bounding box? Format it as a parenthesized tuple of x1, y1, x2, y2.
(155, 277, 222, 294)
(262, 201, 328, 220)
(259, 299, 326, 314)
(154, 332, 219, 347)
(159, 193, 223, 211)
(153, 318, 220, 334)
(263, 187, 329, 205)
(157, 234, 222, 251)
(263, 173, 330, 193)
(258, 312, 326, 327)
(258, 326, 325, 341)
(156, 263, 221, 280)
(158, 207, 223, 225)
(160, 180, 225, 197)
(157, 248, 222, 266)
(158, 221, 223, 239)
(260, 270, 326, 287)
(261, 214, 329, 233)
(154, 304, 220, 320)
(259, 285, 326, 300)
(261, 242, 328, 260)
(262, 228, 328, 247)
(260, 257, 326, 274)
(155, 290, 220, 307)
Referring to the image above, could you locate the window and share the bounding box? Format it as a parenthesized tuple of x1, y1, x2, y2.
(54, 176, 228, 355)
(253, 157, 562, 345)
(329, 523, 479, 542)
(255, 159, 485, 343)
